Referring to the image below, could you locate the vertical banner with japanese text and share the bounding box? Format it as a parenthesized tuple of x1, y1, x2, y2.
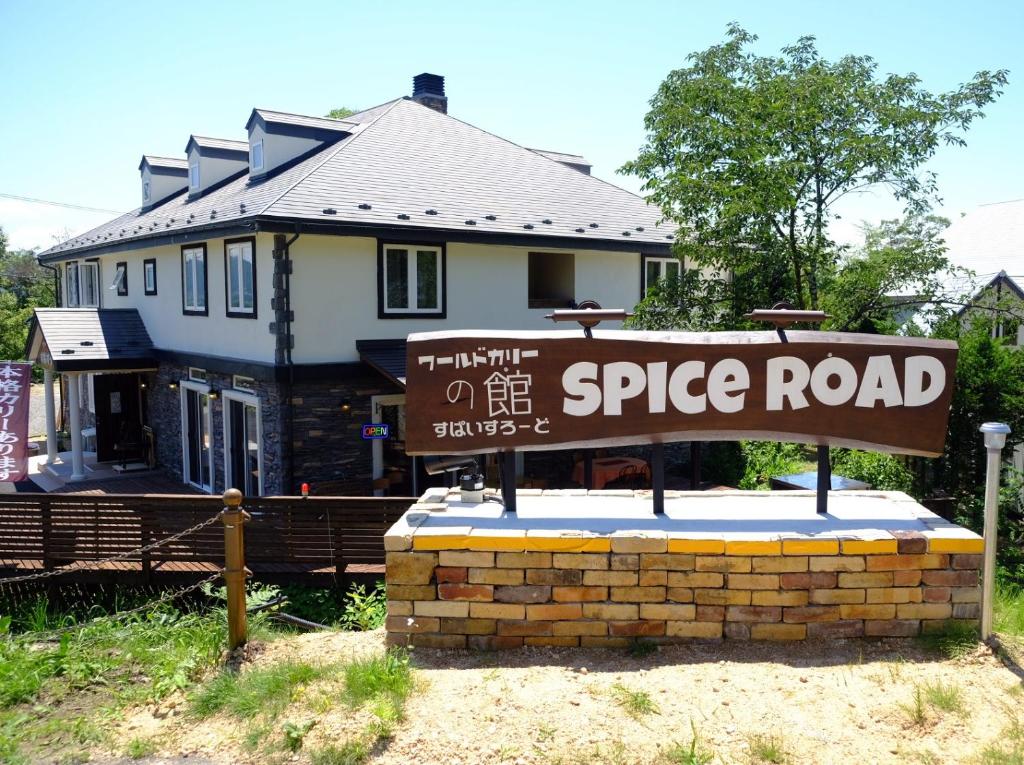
(0, 362, 32, 483)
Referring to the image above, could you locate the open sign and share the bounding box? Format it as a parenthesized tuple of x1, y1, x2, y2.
(362, 423, 390, 440)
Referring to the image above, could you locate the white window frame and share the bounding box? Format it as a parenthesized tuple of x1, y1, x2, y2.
(80, 373, 95, 414)
(222, 389, 264, 496)
(180, 380, 215, 494)
(188, 367, 208, 383)
(644, 256, 682, 291)
(189, 161, 200, 190)
(142, 180, 151, 204)
(79, 261, 100, 308)
(371, 394, 408, 496)
(250, 140, 264, 172)
(382, 244, 443, 315)
(232, 375, 256, 393)
(182, 246, 206, 312)
(109, 263, 126, 293)
(226, 239, 255, 315)
(66, 262, 80, 307)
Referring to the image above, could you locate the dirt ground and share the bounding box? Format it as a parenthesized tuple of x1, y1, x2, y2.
(100, 630, 1024, 765)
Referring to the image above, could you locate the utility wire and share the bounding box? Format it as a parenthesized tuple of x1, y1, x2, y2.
(0, 192, 124, 215)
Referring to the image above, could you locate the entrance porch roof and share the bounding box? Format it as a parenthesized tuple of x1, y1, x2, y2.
(26, 308, 157, 372)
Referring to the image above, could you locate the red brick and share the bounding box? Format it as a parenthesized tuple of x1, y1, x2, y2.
(780, 572, 836, 589)
(921, 570, 978, 587)
(864, 619, 920, 637)
(952, 554, 983, 570)
(923, 587, 951, 603)
(608, 620, 666, 637)
(526, 603, 583, 621)
(893, 531, 928, 555)
(496, 619, 552, 636)
(435, 567, 467, 584)
(439, 618, 496, 635)
(726, 606, 782, 622)
(893, 570, 922, 586)
(438, 583, 493, 601)
(783, 606, 840, 623)
(696, 605, 725, 622)
(493, 585, 551, 603)
(806, 620, 865, 638)
(526, 569, 582, 586)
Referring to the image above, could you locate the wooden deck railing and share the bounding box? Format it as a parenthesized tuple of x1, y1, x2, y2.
(0, 493, 415, 583)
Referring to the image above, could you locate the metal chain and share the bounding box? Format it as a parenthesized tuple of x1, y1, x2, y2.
(18, 571, 224, 641)
(0, 512, 223, 587)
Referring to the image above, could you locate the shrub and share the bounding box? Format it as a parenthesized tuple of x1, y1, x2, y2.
(830, 449, 913, 491)
(738, 441, 805, 490)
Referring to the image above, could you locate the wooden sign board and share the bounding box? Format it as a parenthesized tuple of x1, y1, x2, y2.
(405, 330, 958, 457)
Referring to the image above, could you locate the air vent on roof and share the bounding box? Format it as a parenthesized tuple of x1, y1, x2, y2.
(622, 231, 631, 236)
(80, 341, 94, 347)
(636, 226, 644, 231)
(485, 215, 497, 221)
(542, 219, 552, 225)
(465, 219, 476, 226)
(575, 228, 585, 233)
(589, 223, 599, 228)
(240, 203, 247, 213)
(358, 203, 372, 210)
(210, 210, 217, 219)
(397, 214, 410, 220)
(60, 349, 75, 355)
(523, 224, 534, 230)
(323, 208, 337, 215)
(425, 209, 438, 216)
(411, 72, 448, 114)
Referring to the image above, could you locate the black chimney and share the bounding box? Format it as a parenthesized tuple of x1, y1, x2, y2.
(412, 73, 447, 114)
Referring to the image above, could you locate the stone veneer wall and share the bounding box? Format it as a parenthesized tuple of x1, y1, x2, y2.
(384, 496, 983, 649)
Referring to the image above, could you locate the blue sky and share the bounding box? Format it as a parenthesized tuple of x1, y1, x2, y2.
(1, 0, 1020, 251)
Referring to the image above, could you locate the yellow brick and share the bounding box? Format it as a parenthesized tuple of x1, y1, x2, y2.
(752, 590, 809, 607)
(751, 623, 807, 640)
(552, 553, 609, 570)
(610, 554, 639, 570)
(725, 540, 782, 556)
(526, 603, 583, 620)
(667, 571, 724, 588)
(809, 556, 866, 573)
(928, 537, 984, 554)
(696, 556, 751, 573)
(838, 572, 893, 588)
(469, 602, 526, 620)
(752, 556, 808, 573)
(552, 621, 608, 636)
(438, 551, 495, 568)
(809, 589, 866, 605)
(610, 586, 667, 602)
(841, 538, 898, 555)
(582, 603, 638, 620)
(583, 570, 638, 587)
(638, 570, 668, 586)
(469, 568, 525, 585)
(840, 604, 896, 620)
(415, 600, 470, 618)
(897, 603, 953, 620)
(864, 554, 948, 571)
(668, 538, 725, 554)
(639, 603, 697, 620)
(666, 621, 723, 638)
(610, 533, 667, 554)
(414, 535, 470, 550)
(695, 589, 750, 606)
(865, 588, 914, 604)
(782, 538, 840, 555)
(728, 574, 780, 590)
(639, 553, 696, 570)
(387, 600, 413, 616)
(525, 536, 611, 553)
(496, 552, 552, 568)
(666, 588, 695, 603)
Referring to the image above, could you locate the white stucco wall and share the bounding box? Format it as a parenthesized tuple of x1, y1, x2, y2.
(248, 123, 321, 176)
(77, 234, 276, 362)
(187, 147, 247, 196)
(288, 235, 643, 363)
(141, 167, 187, 208)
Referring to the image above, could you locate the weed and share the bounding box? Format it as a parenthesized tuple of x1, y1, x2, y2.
(610, 683, 659, 719)
(190, 660, 330, 720)
(628, 639, 658, 659)
(340, 583, 388, 631)
(977, 707, 1024, 764)
(996, 582, 1024, 638)
(367, 695, 402, 739)
(922, 680, 966, 716)
(125, 736, 157, 759)
(537, 723, 557, 742)
(664, 721, 714, 764)
(343, 649, 413, 707)
(310, 740, 370, 765)
(919, 620, 979, 659)
(282, 720, 316, 752)
(748, 732, 789, 764)
(900, 685, 929, 726)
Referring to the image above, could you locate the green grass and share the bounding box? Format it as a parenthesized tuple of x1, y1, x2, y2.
(996, 582, 1024, 637)
(922, 680, 966, 716)
(190, 660, 331, 720)
(309, 740, 370, 765)
(343, 649, 413, 708)
(748, 733, 789, 764)
(919, 620, 980, 659)
(610, 683, 660, 719)
(977, 706, 1024, 764)
(125, 736, 157, 759)
(663, 722, 714, 764)
(901, 685, 929, 726)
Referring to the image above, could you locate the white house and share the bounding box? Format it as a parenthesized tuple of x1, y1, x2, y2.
(28, 74, 679, 496)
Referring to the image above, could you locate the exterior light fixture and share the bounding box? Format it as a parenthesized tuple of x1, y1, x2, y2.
(168, 382, 178, 390)
(208, 390, 219, 400)
(340, 401, 352, 414)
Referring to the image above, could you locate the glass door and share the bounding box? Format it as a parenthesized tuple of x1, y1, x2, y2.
(227, 397, 260, 496)
(183, 386, 212, 492)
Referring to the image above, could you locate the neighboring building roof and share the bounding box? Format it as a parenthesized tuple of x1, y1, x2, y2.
(41, 98, 673, 261)
(357, 339, 407, 387)
(246, 108, 358, 134)
(26, 308, 156, 372)
(139, 155, 189, 172)
(185, 135, 249, 155)
(529, 148, 592, 173)
(942, 199, 1024, 299)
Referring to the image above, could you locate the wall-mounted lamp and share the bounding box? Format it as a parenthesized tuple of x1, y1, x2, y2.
(209, 390, 219, 400)
(168, 382, 178, 391)
(140, 382, 148, 390)
(340, 401, 352, 415)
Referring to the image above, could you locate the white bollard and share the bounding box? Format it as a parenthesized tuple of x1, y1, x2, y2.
(980, 422, 1011, 640)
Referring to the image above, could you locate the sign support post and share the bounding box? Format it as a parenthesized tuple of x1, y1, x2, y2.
(500, 451, 517, 513)
(651, 443, 665, 515)
(980, 422, 1010, 640)
(816, 446, 831, 515)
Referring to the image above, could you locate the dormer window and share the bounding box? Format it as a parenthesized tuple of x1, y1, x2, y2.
(189, 161, 200, 190)
(250, 140, 264, 172)
(142, 181, 151, 204)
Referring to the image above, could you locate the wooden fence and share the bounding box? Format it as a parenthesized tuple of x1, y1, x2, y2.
(0, 493, 415, 585)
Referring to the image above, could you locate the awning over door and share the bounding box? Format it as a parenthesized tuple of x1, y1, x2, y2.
(357, 339, 406, 387)
(26, 308, 157, 372)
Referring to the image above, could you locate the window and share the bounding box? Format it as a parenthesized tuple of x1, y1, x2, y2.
(378, 242, 445, 317)
(143, 258, 157, 295)
(250, 140, 264, 172)
(188, 367, 207, 383)
(181, 244, 208, 315)
(644, 256, 682, 291)
(109, 262, 128, 296)
(224, 237, 257, 317)
(142, 180, 151, 204)
(80, 260, 100, 307)
(66, 262, 80, 307)
(528, 252, 575, 309)
(189, 161, 200, 190)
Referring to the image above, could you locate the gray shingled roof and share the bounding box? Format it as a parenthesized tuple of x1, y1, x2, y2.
(188, 136, 249, 153)
(140, 156, 188, 171)
(356, 340, 407, 387)
(27, 308, 156, 371)
(250, 108, 358, 133)
(41, 98, 673, 260)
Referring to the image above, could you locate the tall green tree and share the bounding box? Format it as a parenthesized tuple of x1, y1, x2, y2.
(0, 226, 54, 361)
(622, 24, 1008, 311)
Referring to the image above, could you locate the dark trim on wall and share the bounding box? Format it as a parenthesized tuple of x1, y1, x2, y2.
(143, 258, 158, 295)
(152, 347, 367, 384)
(116, 261, 128, 296)
(376, 239, 447, 319)
(47, 358, 157, 373)
(180, 243, 209, 317)
(223, 236, 258, 319)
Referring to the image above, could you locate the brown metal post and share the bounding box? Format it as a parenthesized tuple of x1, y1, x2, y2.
(221, 488, 249, 650)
